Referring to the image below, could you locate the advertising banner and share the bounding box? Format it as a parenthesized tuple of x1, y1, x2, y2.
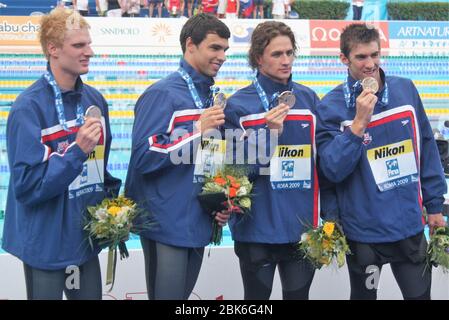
(389, 21, 449, 51)
(88, 17, 182, 50)
(0, 17, 310, 53)
(309, 20, 389, 50)
(224, 19, 310, 51)
(0, 16, 41, 46)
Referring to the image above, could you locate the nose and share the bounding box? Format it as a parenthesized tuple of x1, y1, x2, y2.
(365, 56, 375, 69)
(85, 45, 94, 58)
(217, 49, 226, 63)
(280, 53, 291, 65)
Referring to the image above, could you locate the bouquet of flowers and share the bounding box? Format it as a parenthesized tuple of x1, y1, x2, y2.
(84, 195, 145, 291)
(298, 221, 350, 269)
(427, 226, 449, 272)
(198, 166, 253, 245)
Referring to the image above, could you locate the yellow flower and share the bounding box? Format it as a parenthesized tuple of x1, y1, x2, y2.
(323, 222, 335, 237)
(107, 206, 121, 217)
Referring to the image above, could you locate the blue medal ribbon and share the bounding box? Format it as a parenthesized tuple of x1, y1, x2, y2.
(253, 76, 293, 112)
(44, 71, 84, 131)
(343, 75, 389, 109)
(178, 67, 218, 109)
(254, 76, 285, 112)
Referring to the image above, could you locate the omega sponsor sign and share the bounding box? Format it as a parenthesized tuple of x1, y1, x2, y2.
(309, 20, 389, 50)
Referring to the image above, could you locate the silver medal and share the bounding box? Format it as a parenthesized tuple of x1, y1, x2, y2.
(85, 105, 102, 119)
(213, 92, 227, 109)
(277, 91, 296, 108)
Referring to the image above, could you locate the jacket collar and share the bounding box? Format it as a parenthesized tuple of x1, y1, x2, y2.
(179, 58, 215, 96)
(256, 71, 293, 97)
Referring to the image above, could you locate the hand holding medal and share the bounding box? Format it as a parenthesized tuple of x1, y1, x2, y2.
(85, 105, 102, 120)
(277, 90, 296, 108)
(361, 77, 379, 94)
(265, 91, 294, 134)
(76, 105, 103, 155)
(351, 78, 379, 137)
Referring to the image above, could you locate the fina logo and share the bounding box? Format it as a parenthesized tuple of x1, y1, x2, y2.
(80, 163, 88, 185)
(282, 160, 294, 179)
(386, 159, 400, 178)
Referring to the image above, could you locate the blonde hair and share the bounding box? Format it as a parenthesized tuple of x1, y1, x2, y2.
(39, 7, 90, 59)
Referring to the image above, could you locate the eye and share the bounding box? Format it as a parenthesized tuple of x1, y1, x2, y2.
(210, 45, 222, 51)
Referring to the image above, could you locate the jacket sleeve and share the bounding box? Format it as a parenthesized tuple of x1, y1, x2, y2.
(130, 88, 201, 175)
(315, 99, 365, 183)
(412, 82, 447, 214)
(311, 92, 340, 220)
(101, 95, 122, 197)
(7, 98, 88, 206)
(317, 161, 339, 221)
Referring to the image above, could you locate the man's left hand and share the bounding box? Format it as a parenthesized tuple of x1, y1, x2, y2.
(427, 213, 446, 235)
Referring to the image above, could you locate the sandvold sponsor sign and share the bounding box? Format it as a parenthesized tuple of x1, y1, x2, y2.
(86, 17, 182, 49)
(0, 16, 41, 46)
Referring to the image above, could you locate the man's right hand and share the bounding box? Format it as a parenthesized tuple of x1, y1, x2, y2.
(351, 89, 378, 137)
(215, 210, 232, 227)
(195, 105, 225, 134)
(265, 103, 290, 135)
(76, 117, 102, 155)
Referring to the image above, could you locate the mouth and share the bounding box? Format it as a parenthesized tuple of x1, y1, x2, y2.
(363, 69, 377, 77)
(211, 62, 222, 71)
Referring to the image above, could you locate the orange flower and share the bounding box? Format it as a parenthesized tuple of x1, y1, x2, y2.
(231, 182, 240, 189)
(229, 187, 237, 198)
(226, 175, 236, 184)
(214, 177, 227, 186)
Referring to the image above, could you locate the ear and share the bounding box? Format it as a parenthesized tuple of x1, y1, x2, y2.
(339, 52, 349, 66)
(185, 37, 196, 54)
(256, 55, 263, 68)
(47, 42, 59, 58)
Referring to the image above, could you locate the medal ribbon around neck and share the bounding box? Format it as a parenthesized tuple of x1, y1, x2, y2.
(177, 67, 218, 109)
(343, 75, 389, 109)
(253, 76, 292, 112)
(44, 71, 84, 131)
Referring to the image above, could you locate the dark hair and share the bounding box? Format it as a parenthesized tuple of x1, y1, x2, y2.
(340, 23, 381, 58)
(248, 21, 297, 70)
(179, 13, 230, 53)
